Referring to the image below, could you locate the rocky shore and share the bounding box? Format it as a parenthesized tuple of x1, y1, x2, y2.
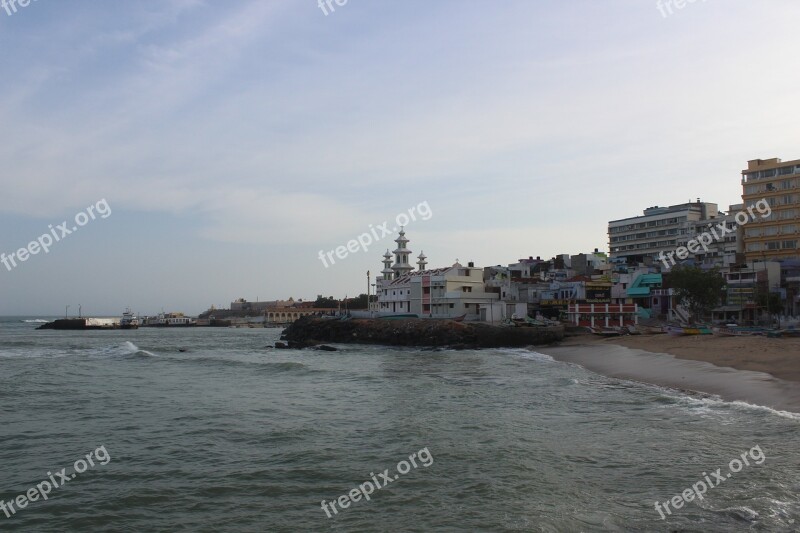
(280, 316, 564, 349)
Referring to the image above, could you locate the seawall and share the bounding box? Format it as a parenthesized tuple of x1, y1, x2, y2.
(281, 316, 564, 348)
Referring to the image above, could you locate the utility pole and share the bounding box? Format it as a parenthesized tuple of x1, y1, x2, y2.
(65, 305, 70, 319)
(367, 271, 370, 311)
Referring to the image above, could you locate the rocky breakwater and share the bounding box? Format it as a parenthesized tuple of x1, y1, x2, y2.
(280, 316, 564, 349)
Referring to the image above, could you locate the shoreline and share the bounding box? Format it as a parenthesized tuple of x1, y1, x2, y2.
(536, 334, 800, 414)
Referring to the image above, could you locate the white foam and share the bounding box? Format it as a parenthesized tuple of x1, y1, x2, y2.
(505, 349, 555, 363)
(662, 389, 800, 421)
(92, 341, 157, 358)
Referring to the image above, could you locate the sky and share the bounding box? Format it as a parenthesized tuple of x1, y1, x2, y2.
(1, 0, 799, 316)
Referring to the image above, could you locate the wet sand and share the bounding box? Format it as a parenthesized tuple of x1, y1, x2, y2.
(537, 334, 800, 413)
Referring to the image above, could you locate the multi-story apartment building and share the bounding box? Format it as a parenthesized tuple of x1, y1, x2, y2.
(608, 201, 718, 264)
(741, 157, 800, 262)
(685, 204, 744, 269)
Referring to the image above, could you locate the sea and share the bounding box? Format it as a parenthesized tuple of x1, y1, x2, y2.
(1, 317, 798, 532)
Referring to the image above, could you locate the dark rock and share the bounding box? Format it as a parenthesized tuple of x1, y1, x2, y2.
(274, 342, 289, 349)
(281, 316, 564, 349)
(314, 345, 338, 352)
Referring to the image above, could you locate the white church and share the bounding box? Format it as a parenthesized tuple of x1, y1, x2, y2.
(375, 229, 499, 320)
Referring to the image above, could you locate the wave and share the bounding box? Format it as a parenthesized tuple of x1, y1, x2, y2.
(659, 388, 800, 421)
(21, 319, 48, 323)
(502, 348, 555, 363)
(91, 341, 158, 358)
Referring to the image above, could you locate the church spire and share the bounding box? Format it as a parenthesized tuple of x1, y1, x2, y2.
(417, 250, 427, 271)
(391, 228, 414, 278)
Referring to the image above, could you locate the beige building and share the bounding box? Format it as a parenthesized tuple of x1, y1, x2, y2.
(742, 157, 800, 261)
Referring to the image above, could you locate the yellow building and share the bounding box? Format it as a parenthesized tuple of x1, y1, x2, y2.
(742, 157, 800, 261)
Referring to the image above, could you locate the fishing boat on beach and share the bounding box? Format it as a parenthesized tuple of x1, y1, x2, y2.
(663, 325, 713, 336)
(712, 325, 767, 337)
(587, 326, 624, 337)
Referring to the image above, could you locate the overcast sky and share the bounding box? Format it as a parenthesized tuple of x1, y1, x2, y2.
(1, 0, 799, 316)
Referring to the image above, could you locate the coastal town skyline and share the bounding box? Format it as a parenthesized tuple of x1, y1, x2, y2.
(2, 1, 800, 316)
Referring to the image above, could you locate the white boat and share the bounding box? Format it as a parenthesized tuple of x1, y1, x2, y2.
(120, 308, 139, 330)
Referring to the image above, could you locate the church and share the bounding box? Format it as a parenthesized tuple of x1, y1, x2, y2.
(375, 229, 499, 319)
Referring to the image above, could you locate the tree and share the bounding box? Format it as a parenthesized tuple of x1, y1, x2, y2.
(346, 294, 369, 310)
(758, 291, 783, 316)
(668, 266, 725, 322)
(313, 295, 339, 309)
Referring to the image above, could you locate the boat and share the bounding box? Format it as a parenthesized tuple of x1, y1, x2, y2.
(120, 308, 139, 330)
(587, 326, 624, 337)
(378, 313, 419, 319)
(637, 324, 666, 335)
(664, 325, 713, 336)
(767, 328, 800, 338)
(713, 325, 767, 337)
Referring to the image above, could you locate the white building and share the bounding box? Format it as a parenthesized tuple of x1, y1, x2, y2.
(376, 231, 498, 320)
(609, 201, 719, 264)
(684, 204, 744, 269)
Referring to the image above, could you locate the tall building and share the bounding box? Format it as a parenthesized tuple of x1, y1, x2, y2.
(608, 201, 718, 264)
(741, 157, 800, 261)
(685, 204, 744, 269)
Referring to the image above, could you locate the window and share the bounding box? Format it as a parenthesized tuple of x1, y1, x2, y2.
(449, 303, 454, 309)
(783, 240, 797, 249)
(767, 241, 781, 250)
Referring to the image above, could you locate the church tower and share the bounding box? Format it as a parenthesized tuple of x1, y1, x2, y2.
(391, 228, 414, 278)
(381, 249, 394, 280)
(417, 251, 427, 271)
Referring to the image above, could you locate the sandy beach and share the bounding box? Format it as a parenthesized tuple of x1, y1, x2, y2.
(538, 333, 800, 413)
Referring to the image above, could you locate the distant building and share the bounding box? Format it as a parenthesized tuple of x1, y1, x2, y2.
(741, 157, 800, 262)
(609, 201, 719, 264)
(230, 297, 302, 311)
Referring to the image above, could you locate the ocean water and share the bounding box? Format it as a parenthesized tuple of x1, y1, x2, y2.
(1, 317, 799, 532)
